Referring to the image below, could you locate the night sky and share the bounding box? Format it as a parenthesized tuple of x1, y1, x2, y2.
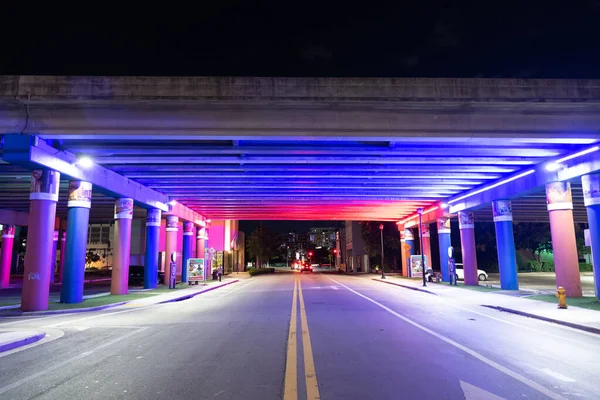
(4, 2, 600, 234)
(3, 2, 600, 78)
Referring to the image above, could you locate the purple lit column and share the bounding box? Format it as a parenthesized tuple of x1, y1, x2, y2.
(458, 211, 478, 286)
(182, 221, 194, 283)
(49, 218, 59, 284)
(111, 198, 133, 295)
(0, 225, 16, 288)
(582, 174, 600, 300)
(546, 182, 582, 297)
(144, 209, 161, 289)
(419, 224, 431, 269)
(164, 215, 179, 286)
(58, 229, 66, 283)
(22, 169, 60, 311)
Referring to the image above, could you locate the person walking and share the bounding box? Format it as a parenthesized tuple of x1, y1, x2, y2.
(218, 266, 223, 282)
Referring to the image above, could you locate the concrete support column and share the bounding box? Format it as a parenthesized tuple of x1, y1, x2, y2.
(60, 181, 92, 304)
(401, 228, 415, 277)
(492, 200, 519, 290)
(111, 198, 133, 295)
(0, 225, 16, 288)
(196, 227, 205, 259)
(458, 211, 479, 286)
(144, 209, 161, 289)
(22, 169, 60, 311)
(49, 218, 59, 284)
(58, 228, 66, 283)
(164, 215, 179, 286)
(182, 222, 194, 283)
(546, 182, 582, 297)
(437, 218, 451, 282)
(582, 174, 600, 300)
(420, 224, 431, 268)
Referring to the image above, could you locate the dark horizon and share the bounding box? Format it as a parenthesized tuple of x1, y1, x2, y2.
(4, 2, 600, 79)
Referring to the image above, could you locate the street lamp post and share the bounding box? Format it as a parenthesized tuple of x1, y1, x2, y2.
(379, 224, 385, 280)
(417, 208, 426, 287)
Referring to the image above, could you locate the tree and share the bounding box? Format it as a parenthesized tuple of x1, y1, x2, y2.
(85, 250, 101, 268)
(246, 225, 281, 268)
(513, 222, 553, 265)
(360, 222, 399, 269)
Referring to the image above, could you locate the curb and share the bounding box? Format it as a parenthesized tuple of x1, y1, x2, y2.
(158, 280, 240, 304)
(0, 301, 128, 317)
(372, 278, 438, 295)
(0, 332, 46, 353)
(482, 305, 600, 335)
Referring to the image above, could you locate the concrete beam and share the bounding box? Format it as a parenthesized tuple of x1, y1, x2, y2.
(0, 209, 29, 226)
(165, 200, 205, 226)
(447, 149, 600, 214)
(2, 134, 169, 212)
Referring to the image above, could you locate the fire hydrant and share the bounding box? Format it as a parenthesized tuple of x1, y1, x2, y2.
(556, 286, 568, 309)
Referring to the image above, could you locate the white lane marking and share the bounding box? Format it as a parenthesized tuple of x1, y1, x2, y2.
(542, 368, 576, 383)
(0, 327, 147, 395)
(460, 381, 506, 400)
(328, 277, 566, 400)
(370, 278, 600, 342)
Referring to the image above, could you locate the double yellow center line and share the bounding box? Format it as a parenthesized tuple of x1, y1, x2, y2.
(284, 277, 320, 400)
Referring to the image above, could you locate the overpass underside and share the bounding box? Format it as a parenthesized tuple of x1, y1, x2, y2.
(0, 75, 599, 309)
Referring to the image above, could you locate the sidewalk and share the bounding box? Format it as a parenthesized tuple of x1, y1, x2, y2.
(372, 276, 600, 334)
(0, 330, 46, 352)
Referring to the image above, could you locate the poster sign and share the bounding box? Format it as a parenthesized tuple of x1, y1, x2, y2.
(30, 170, 60, 202)
(492, 200, 513, 222)
(187, 258, 205, 282)
(114, 198, 134, 219)
(166, 216, 179, 232)
(546, 181, 573, 211)
(146, 209, 161, 227)
(448, 258, 457, 285)
(68, 181, 93, 208)
(437, 218, 451, 233)
(458, 211, 474, 229)
(183, 222, 194, 236)
(2, 225, 15, 238)
(582, 175, 600, 207)
(410, 255, 428, 278)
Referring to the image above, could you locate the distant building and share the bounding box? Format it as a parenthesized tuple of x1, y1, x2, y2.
(308, 227, 337, 249)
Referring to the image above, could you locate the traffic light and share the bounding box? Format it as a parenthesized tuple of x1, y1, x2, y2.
(333, 249, 338, 254)
(308, 251, 313, 257)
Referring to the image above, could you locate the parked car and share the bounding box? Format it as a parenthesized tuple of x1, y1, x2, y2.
(129, 265, 165, 285)
(456, 267, 488, 281)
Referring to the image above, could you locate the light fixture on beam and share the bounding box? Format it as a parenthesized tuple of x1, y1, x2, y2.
(76, 156, 94, 169)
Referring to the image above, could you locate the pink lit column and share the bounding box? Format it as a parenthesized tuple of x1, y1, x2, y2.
(21, 169, 60, 311)
(0, 225, 16, 288)
(196, 226, 205, 259)
(419, 224, 432, 268)
(111, 198, 134, 295)
(164, 215, 179, 286)
(546, 182, 582, 297)
(458, 211, 478, 286)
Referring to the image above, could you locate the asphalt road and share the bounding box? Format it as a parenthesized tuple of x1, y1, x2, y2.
(0, 271, 599, 399)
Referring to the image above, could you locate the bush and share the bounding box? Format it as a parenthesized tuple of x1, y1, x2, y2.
(248, 267, 276, 276)
(527, 260, 555, 272)
(579, 263, 594, 272)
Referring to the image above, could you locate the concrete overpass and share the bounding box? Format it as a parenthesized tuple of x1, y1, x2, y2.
(1, 75, 600, 310)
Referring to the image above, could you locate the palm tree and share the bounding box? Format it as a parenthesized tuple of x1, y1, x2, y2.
(247, 225, 280, 268)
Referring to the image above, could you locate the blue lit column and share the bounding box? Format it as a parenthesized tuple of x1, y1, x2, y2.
(492, 200, 519, 290)
(144, 209, 161, 289)
(182, 221, 194, 283)
(437, 217, 451, 282)
(582, 174, 600, 300)
(60, 181, 92, 304)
